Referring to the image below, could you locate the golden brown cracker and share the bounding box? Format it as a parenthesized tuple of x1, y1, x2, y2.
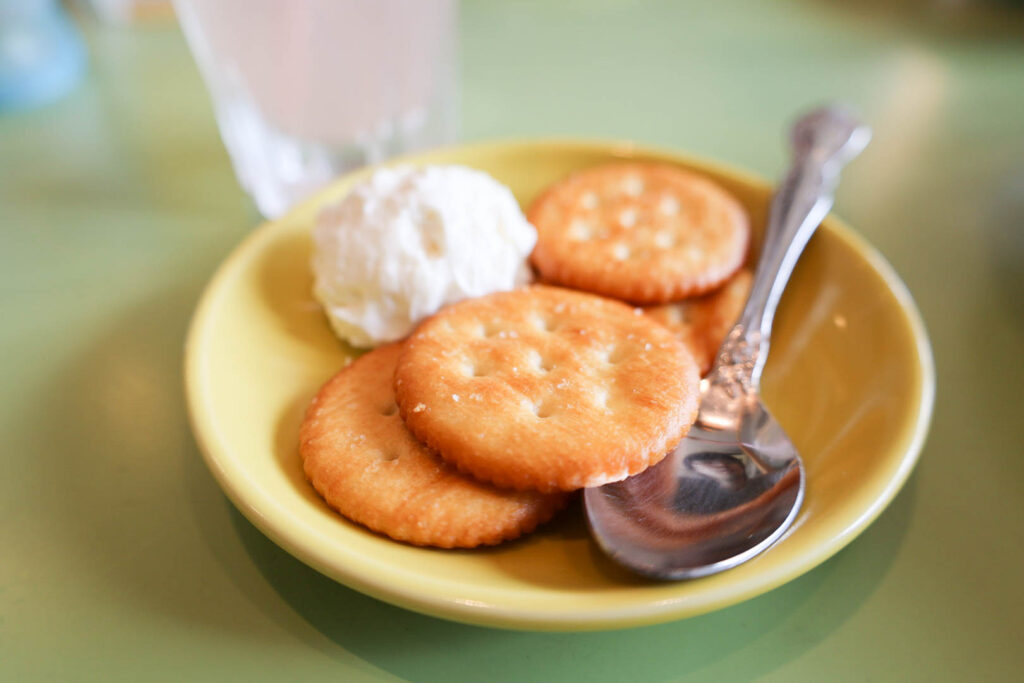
(394, 286, 701, 492)
(645, 268, 753, 375)
(300, 343, 568, 548)
(528, 162, 750, 303)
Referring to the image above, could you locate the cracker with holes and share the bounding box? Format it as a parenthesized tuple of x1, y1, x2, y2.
(645, 268, 754, 376)
(528, 162, 750, 303)
(394, 286, 701, 492)
(300, 343, 569, 548)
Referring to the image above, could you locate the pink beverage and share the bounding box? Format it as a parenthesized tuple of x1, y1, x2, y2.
(175, 0, 458, 217)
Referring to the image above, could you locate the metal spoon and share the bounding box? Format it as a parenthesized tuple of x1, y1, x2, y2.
(585, 106, 871, 580)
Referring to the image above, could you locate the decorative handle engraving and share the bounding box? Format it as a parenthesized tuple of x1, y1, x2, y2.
(701, 106, 871, 427)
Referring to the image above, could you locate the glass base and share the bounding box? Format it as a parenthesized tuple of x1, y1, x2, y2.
(213, 93, 454, 218)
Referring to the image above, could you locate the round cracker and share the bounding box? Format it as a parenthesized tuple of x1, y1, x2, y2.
(528, 162, 750, 303)
(394, 286, 701, 492)
(299, 343, 568, 548)
(644, 268, 754, 375)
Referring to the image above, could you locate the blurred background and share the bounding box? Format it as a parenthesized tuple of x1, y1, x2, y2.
(1, 1, 1022, 681)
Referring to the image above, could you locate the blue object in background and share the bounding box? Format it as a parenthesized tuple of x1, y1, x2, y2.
(0, 0, 87, 113)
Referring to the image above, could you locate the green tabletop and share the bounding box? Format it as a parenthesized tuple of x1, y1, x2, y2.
(3, 1, 1023, 680)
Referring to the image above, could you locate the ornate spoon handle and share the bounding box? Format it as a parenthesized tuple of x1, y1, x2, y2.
(701, 107, 871, 425)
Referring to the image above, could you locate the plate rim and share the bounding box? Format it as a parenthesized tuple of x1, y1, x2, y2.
(184, 139, 936, 631)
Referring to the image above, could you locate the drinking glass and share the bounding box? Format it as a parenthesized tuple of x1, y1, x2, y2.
(174, 0, 458, 217)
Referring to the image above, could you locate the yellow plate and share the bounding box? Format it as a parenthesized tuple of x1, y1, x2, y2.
(184, 140, 934, 631)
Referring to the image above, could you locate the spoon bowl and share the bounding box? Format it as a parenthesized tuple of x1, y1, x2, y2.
(586, 394, 804, 579)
